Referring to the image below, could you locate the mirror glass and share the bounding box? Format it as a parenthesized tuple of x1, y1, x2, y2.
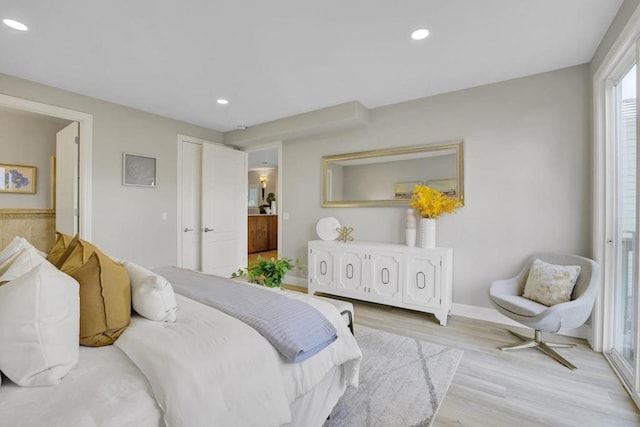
(322, 141, 464, 207)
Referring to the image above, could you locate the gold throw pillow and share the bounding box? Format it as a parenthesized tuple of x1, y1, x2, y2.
(71, 251, 131, 347)
(46, 232, 74, 265)
(57, 235, 98, 275)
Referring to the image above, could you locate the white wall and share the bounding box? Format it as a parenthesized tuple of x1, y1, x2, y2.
(281, 64, 591, 309)
(0, 110, 71, 209)
(0, 73, 223, 266)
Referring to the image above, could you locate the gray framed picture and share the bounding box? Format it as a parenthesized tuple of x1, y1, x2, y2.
(123, 153, 156, 187)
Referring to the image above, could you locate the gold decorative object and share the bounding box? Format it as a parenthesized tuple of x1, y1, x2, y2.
(336, 226, 354, 243)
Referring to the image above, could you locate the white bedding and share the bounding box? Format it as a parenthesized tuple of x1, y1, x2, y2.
(0, 292, 361, 427)
(114, 294, 361, 427)
(0, 346, 163, 427)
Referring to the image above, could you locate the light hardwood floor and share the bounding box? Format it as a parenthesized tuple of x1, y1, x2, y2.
(248, 250, 278, 265)
(319, 295, 640, 426)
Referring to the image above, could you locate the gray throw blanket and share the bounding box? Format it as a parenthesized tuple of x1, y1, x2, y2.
(152, 266, 338, 363)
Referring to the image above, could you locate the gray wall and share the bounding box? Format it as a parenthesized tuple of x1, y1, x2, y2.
(282, 65, 591, 308)
(0, 73, 223, 266)
(0, 109, 71, 209)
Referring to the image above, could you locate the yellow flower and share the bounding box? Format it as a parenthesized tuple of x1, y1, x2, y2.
(409, 185, 462, 219)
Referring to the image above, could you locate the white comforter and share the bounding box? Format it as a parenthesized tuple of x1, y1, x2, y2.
(0, 346, 163, 427)
(114, 293, 361, 427)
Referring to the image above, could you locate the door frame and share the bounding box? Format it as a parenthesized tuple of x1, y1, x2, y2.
(175, 134, 225, 266)
(0, 93, 93, 240)
(593, 4, 640, 353)
(244, 141, 283, 256)
(593, 4, 640, 408)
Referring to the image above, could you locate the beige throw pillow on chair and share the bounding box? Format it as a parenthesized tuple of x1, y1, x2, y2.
(523, 259, 581, 307)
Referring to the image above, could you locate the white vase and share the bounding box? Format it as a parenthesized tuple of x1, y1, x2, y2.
(405, 209, 417, 247)
(405, 228, 416, 247)
(418, 218, 436, 249)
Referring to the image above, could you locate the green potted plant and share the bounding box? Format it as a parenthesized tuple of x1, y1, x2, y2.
(231, 255, 305, 288)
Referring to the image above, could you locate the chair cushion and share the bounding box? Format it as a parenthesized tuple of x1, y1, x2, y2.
(491, 294, 548, 317)
(523, 259, 580, 306)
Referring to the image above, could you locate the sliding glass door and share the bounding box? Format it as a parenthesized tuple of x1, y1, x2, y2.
(611, 63, 638, 387)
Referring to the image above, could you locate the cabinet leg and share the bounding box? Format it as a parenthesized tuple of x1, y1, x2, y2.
(434, 312, 448, 326)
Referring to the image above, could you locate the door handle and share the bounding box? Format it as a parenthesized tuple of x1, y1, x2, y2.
(183, 228, 193, 232)
(203, 227, 214, 232)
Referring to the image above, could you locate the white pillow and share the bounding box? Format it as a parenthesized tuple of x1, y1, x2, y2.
(0, 261, 80, 386)
(523, 259, 581, 306)
(0, 237, 45, 267)
(0, 249, 23, 276)
(124, 262, 177, 322)
(0, 246, 46, 283)
(0, 236, 27, 265)
(1, 236, 47, 261)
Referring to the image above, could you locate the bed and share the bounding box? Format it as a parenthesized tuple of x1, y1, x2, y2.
(0, 236, 362, 427)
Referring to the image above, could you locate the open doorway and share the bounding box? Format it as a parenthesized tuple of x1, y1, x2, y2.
(245, 142, 282, 265)
(0, 94, 94, 245)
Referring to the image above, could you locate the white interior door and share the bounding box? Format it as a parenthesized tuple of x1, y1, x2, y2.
(55, 122, 79, 235)
(180, 141, 202, 270)
(201, 143, 247, 276)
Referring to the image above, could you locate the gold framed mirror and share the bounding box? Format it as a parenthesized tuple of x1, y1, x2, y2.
(322, 140, 464, 207)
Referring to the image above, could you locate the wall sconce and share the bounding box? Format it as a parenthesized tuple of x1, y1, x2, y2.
(259, 175, 267, 199)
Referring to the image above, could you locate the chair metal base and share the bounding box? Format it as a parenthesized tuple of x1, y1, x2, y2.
(499, 330, 577, 370)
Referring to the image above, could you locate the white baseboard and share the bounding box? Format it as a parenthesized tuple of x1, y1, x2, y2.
(451, 303, 522, 327)
(284, 274, 307, 287)
(284, 277, 591, 341)
(452, 303, 590, 340)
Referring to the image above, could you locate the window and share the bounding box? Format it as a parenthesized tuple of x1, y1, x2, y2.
(248, 185, 259, 207)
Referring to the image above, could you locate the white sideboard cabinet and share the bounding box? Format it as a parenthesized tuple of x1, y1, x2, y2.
(308, 240, 453, 326)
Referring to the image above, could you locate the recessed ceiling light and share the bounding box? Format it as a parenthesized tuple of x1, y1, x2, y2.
(411, 28, 429, 40)
(216, 98, 229, 105)
(3, 19, 28, 31)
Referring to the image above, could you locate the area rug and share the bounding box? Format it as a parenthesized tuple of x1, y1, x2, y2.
(325, 325, 463, 427)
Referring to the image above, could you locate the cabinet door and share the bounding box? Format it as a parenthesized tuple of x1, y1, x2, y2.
(248, 216, 268, 254)
(336, 249, 366, 295)
(248, 217, 257, 254)
(369, 251, 402, 302)
(308, 246, 335, 291)
(267, 215, 278, 251)
(404, 254, 441, 308)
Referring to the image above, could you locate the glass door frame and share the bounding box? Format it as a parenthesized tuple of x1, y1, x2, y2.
(605, 54, 639, 393)
(596, 36, 640, 408)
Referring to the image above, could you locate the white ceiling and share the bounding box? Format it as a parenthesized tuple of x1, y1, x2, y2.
(0, 0, 623, 132)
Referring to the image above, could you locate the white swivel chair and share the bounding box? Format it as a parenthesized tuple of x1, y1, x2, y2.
(488, 253, 599, 370)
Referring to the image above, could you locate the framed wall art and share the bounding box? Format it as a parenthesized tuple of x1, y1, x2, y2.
(0, 164, 36, 194)
(123, 153, 156, 187)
